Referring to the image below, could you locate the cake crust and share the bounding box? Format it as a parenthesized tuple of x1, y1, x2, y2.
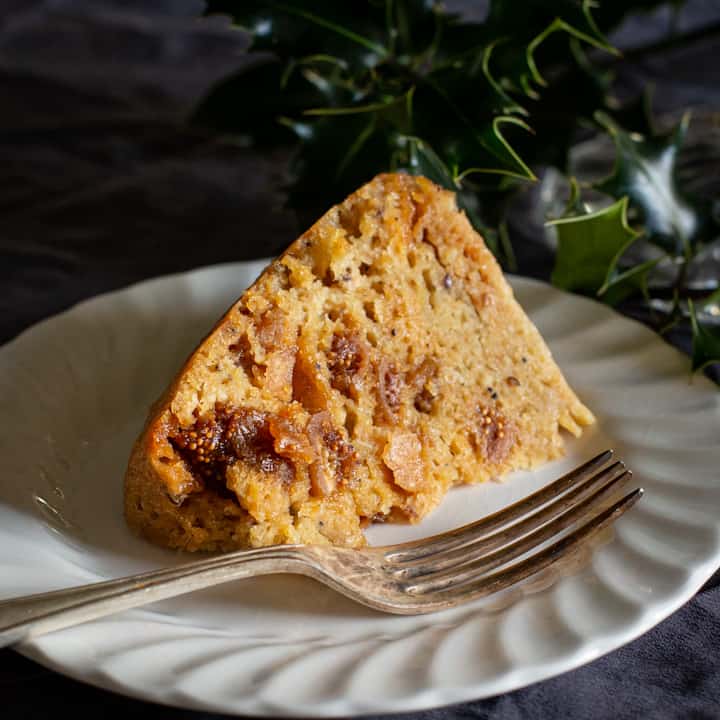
(124, 173, 594, 551)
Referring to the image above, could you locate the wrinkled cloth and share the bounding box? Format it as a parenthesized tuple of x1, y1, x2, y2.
(2, 1, 719, 718)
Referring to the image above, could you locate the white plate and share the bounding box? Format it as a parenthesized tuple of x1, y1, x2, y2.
(1, 262, 719, 716)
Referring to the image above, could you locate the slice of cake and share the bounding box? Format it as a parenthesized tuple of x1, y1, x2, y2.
(124, 173, 593, 551)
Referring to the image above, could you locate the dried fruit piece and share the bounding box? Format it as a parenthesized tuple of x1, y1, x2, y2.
(409, 357, 440, 414)
(377, 358, 403, 421)
(268, 411, 315, 465)
(327, 333, 368, 397)
(307, 412, 356, 496)
(383, 431, 424, 492)
(170, 406, 294, 491)
(470, 405, 516, 465)
(293, 350, 331, 413)
(263, 347, 297, 401)
(228, 334, 254, 373)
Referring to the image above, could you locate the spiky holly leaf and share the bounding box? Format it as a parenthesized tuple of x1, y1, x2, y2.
(203, 1, 390, 70)
(192, 57, 351, 143)
(509, 37, 613, 171)
(384, 0, 442, 58)
(196, 0, 618, 218)
(598, 255, 664, 305)
(689, 299, 720, 373)
(399, 134, 455, 189)
(483, 0, 615, 103)
(412, 67, 538, 180)
(594, 111, 713, 255)
(549, 196, 642, 300)
(485, 0, 611, 48)
(280, 113, 395, 223)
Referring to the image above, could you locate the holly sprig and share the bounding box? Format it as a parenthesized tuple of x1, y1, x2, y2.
(193, 0, 720, 375)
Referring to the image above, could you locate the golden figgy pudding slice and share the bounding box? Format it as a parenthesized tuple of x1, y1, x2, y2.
(124, 173, 594, 551)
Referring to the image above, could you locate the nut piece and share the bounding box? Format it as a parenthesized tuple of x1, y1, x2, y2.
(382, 431, 424, 492)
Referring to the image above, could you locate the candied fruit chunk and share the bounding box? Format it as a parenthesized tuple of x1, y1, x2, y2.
(307, 412, 356, 496)
(382, 431, 424, 491)
(263, 347, 297, 400)
(268, 412, 315, 464)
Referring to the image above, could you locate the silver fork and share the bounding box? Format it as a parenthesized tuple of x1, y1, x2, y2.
(0, 450, 640, 647)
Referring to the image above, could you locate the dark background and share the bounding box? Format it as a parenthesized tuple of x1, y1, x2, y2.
(2, 1, 720, 718)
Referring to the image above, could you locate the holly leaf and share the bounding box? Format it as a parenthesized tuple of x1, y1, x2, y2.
(281, 114, 400, 226)
(549, 196, 641, 297)
(385, 0, 442, 58)
(598, 254, 663, 305)
(486, 0, 611, 48)
(485, 0, 615, 102)
(689, 299, 720, 373)
(203, 1, 388, 70)
(399, 134, 456, 189)
(413, 72, 537, 180)
(594, 111, 710, 255)
(191, 58, 345, 142)
(510, 37, 613, 170)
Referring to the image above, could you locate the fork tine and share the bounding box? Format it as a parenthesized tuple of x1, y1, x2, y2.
(400, 470, 632, 592)
(391, 464, 631, 579)
(401, 488, 643, 612)
(384, 449, 616, 563)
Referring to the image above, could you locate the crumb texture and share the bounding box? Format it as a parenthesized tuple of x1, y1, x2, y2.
(124, 173, 594, 551)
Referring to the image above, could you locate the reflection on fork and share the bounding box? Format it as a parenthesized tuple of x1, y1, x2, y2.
(0, 449, 640, 646)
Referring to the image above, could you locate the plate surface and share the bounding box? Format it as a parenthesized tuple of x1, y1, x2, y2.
(1, 262, 719, 716)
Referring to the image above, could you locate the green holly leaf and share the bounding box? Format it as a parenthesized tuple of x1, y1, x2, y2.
(486, 0, 611, 49)
(385, 0, 442, 58)
(193, 0, 717, 321)
(510, 37, 613, 171)
(594, 111, 710, 255)
(549, 196, 642, 298)
(413, 72, 537, 180)
(192, 58, 344, 142)
(484, 0, 615, 102)
(689, 299, 720, 373)
(204, 1, 389, 69)
(398, 134, 456, 189)
(598, 254, 664, 306)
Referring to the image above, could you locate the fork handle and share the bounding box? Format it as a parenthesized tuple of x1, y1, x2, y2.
(0, 546, 308, 648)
